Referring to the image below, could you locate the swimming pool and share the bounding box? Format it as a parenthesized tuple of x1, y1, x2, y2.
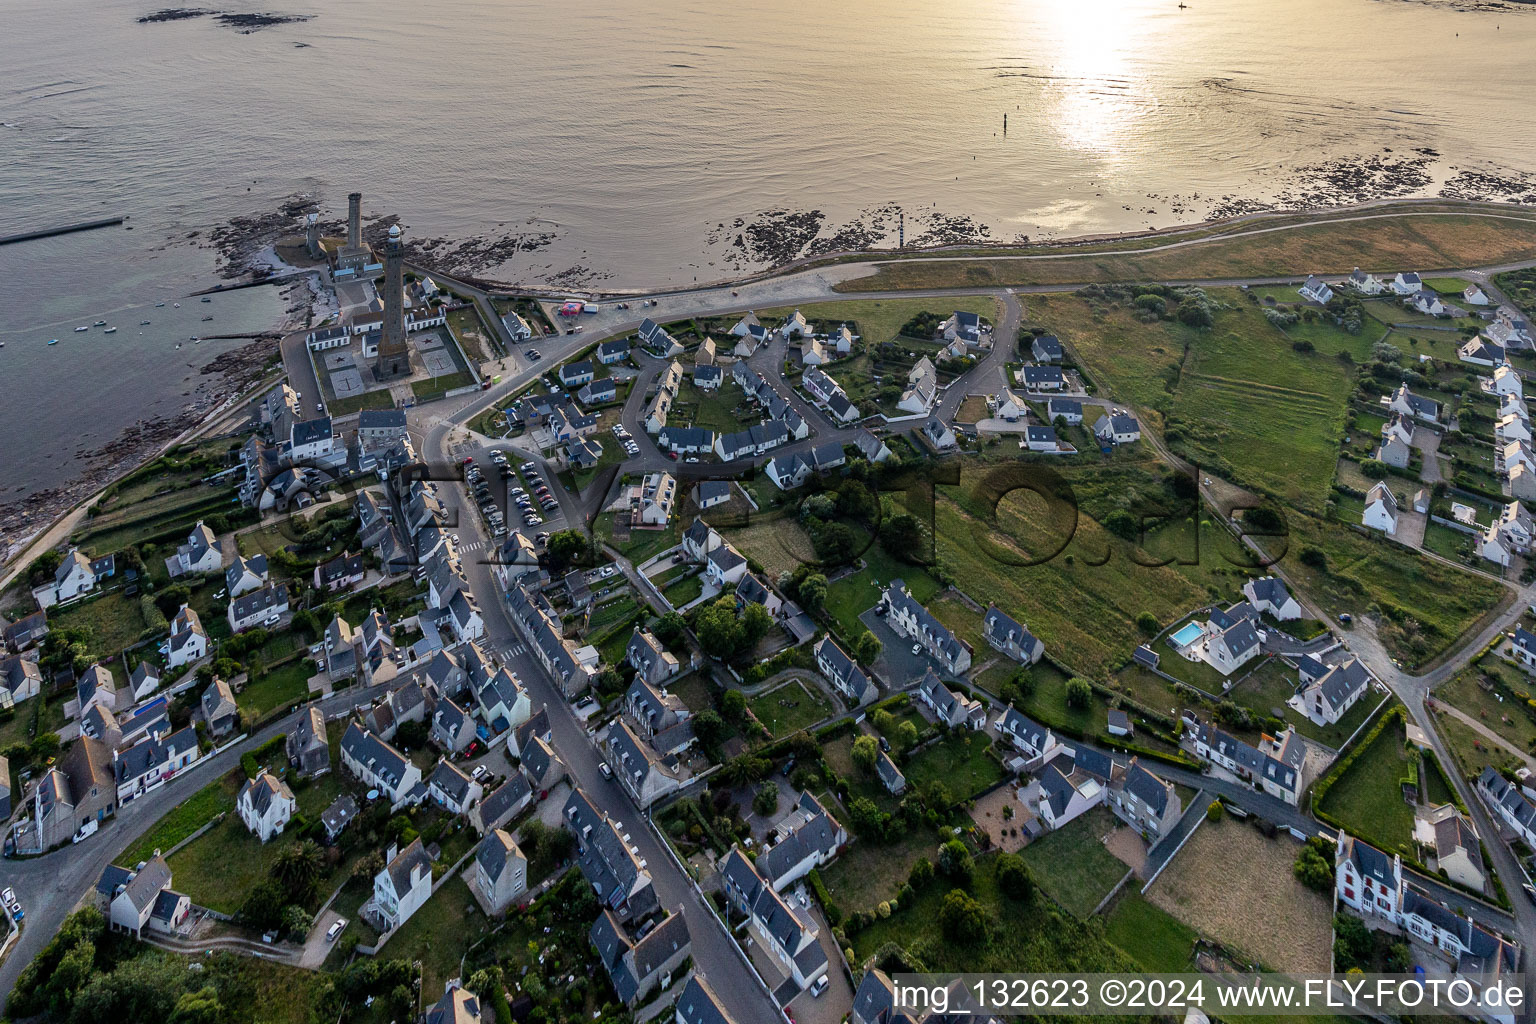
(1168, 622, 1204, 648)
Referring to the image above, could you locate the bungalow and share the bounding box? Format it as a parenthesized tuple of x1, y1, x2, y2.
(228, 584, 289, 633)
(106, 855, 187, 937)
(718, 849, 828, 990)
(502, 310, 533, 340)
(1392, 272, 1423, 296)
(1461, 337, 1506, 367)
(853, 430, 892, 463)
(1242, 576, 1303, 620)
(1021, 365, 1064, 391)
(172, 521, 223, 576)
(579, 377, 618, 405)
(597, 338, 630, 365)
(200, 678, 239, 737)
(991, 389, 1028, 422)
(657, 426, 715, 455)
(813, 635, 875, 703)
(1362, 482, 1399, 535)
(1389, 384, 1440, 424)
(922, 417, 958, 451)
(225, 554, 269, 598)
(1093, 411, 1141, 446)
(693, 363, 723, 390)
(1032, 334, 1064, 363)
(1291, 657, 1370, 726)
(236, 769, 296, 843)
(884, 580, 973, 676)
(559, 360, 595, 388)
(165, 604, 208, 669)
(1298, 275, 1334, 304)
(428, 759, 483, 816)
(1046, 397, 1083, 425)
(340, 721, 424, 810)
(693, 480, 731, 510)
(372, 838, 434, 931)
(917, 668, 985, 730)
(995, 704, 1066, 766)
(1024, 425, 1065, 452)
(474, 829, 528, 914)
(982, 605, 1045, 664)
(758, 791, 847, 891)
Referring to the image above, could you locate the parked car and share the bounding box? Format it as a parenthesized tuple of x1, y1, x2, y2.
(598, 762, 613, 780)
(471, 764, 490, 782)
(326, 918, 347, 942)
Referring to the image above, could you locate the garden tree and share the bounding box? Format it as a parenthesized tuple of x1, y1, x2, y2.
(796, 572, 827, 611)
(1135, 612, 1159, 636)
(68, 954, 189, 1023)
(937, 838, 973, 882)
(720, 688, 748, 721)
(847, 796, 887, 837)
(25, 548, 62, 587)
(812, 521, 858, 564)
(1294, 837, 1335, 892)
(1359, 459, 1389, 480)
(1298, 545, 1327, 569)
(1064, 677, 1093, 711)
(881, 513, 925, 560)
(1372, 340, 1403, 364)
(394, 718, 429, 750)
(837, 480, 878, 522)
(274, 839, 324, 901)
(1333, 913, 1374, 972)
(939, 888, 988, 943)
(154, 584, 193, 619)
(353, 850, 385, 881)
(595, 665, 626, 697)
(692, 709, 727, 750)
(909, 857, 934, 888)
(718, 754, 770, 787)
(851, 735, 879, 775)
(652, 611, 687, 646)
(168, 987, 224, 1024)
(1175, 289, 1216, 328)
(1386, 941, 1411, 972)
(753, 782, 779, 816)
(239, 879, 287, 932)
(281, 904, 314, 939)
(896, 720, 919, 752)
(872, 709, 895, 735)
(543, 529, 588, 571)
(1103, 509, 1139, 542)
(696, 596, 746, 659)
(996, 853, 1035, 901)
(1245, 505, 1285, 533)
(740, 601, 773, 649)
(920, 779, 951, 812)
(855, 630, 882, 665)
(800, 492, 837, 521)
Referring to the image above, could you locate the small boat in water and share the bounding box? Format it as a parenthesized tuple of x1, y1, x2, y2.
(200, 296, 211, 303)
(47, 339, 58, 345)
(173, 302, 181, 308)
(103, 327, 117, 334)
(201, 315, 213, 322)
(74, 326, 89, 332)
(155, 302, 165, 307)
(140, 320, 151, 325)
(93, 320, 106, 326)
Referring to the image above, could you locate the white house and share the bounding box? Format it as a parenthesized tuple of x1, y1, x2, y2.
(1348, 268, 1387, 295)
(228, 584, 289, 633)
(236, 769, 296, 843)
(1298, 275, 1334, 304)
(812, 635, 875, 704)
(1093, 411, 1141, 446)
(33, 548, 105, 608)
(171, 521, 223, 577)
(1493, 364, 1524, 399)
(1336, 835, 1402, 919)
(341, 721, 424, 810)
(898, 357, 938, 415)
(779, 309, 810, 339)
(1205, 618, 1261, 675)
(1465, 284, 1490, 306)
(1291, 657, 1369, 726)
(921, 418, 957, 451)
(1389, 384, 1440, 424)
(372, 838, 434, 931)
(224, 554, 269, 598)
(982, 605, 1045, 664)
(164, 604, 209, 669)
(884, 580, 973, 676)
(1362, 482, 1398, 536)
(1498, 413, 1532, 445)
(1461, 337, 1506, 368)
(427, 759, 484, 816)
(991, 390, 1029, 423)
(1242, 576, 1302, 620)
(1392, 272, 1424, 296)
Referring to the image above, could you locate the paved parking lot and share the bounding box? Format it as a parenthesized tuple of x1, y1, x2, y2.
(859, 606, 932, 687)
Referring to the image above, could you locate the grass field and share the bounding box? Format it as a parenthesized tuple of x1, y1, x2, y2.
(1018, 807, 1131, 919)
(663, 572, 703, 607)
(1435, 656, 1536, 763)
(447, 305, 494, 362)
(722, 514, 818, 583)
(746, 678, 834, 738)
(165, 778, 290, 913)
(49, 591, 149, 662)
(595, 511, 679, 563)
(838, 212, 1536, 291)
(1317, 714, 1416, 850)
(376, 875, 491, 997)
(823, 545, 941, 642)
(1260, 513, 1506, 668)
(756, 296, 1002, 347)
(1147, 816, 1332, 973)
(236, 661, 311, 718)
(119, 780, 235, 867)
(820, 822, 941, 913)
(1103, 891, 1199, 972)
(904, 731, 1006, 802)
(1435, 710, 1524, 779)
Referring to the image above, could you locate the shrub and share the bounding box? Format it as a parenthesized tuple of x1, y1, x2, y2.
(1206, 800, 1223, 823)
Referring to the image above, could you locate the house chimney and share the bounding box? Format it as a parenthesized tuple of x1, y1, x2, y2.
(347, 192, 362, 250)
(385, 842, 398, 864)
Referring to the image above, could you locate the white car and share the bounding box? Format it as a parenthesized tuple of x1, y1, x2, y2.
(471, 764, 489, 781)
(911, 643, 922, 656)
(601, 566, 617, 577)
(326, 918, 347, 942)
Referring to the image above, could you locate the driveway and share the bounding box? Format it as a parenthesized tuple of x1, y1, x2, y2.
(859, 607, 930, 687)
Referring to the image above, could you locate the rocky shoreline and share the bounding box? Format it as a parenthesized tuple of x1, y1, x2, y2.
(138, 8, 313, 33)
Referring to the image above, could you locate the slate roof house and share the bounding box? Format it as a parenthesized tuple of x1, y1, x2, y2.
(813, 635, 875, 704)
(473, 828, 528, 915)
(995, 704, 1067, 767)
(756, 791, 847, 891)
(200, 678, 239, 737)
(883, 580, 972, 676)
(1188, 719, 1304, 805)
(340, 721, 425, 810)
(372, 838, 434, 931)
(591, 909, 693, 1008)
(563, 787, 659, 921)
(472, 773, 533, 836)
(718, 848, 829, 990)
(603, 718, 688, 808)
(982, 605, 1045, 664)
(287, 706, 331, 777)
(1241, 576, 1302, 621)
(917, 668, 985, 729)
(237, 769, 296, 843)
(1290, 657, 1370, 726)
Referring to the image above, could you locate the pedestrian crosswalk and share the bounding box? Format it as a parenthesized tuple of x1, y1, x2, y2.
(458, 539, 487, 554)
(500, 644, 526, 660)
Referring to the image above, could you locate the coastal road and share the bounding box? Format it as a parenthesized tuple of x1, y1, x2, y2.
(0, 678, 395, 1007)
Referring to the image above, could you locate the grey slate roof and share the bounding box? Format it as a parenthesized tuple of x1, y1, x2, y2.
(675, 976, 737, 1024)
(475, 828, 523, 884)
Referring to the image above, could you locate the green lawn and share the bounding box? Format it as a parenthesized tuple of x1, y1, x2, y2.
(375, 875, 492, 998)
(1317, 715, 1417, 851)
(747, 679, 835, 738)
(903, 732, 1006, 802)
(821, 824, 943, 914)
(236, 661, 312, 718)
(48, 591, 149, 662)
(412, 370, 474, 398)
(327, 390, 396, 416)
(1260, 513, 1506, 669)
(1018, 806, 1131, 919)
(1103, 891, 1199, 971)
(663, 573, 703, 607)
(1435, 656, 1536, 761)
(120, 780, 235, 867)
(164, 780, 291, 913)
(823, 545, 941, 642)
(594, 511, 679, 563)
